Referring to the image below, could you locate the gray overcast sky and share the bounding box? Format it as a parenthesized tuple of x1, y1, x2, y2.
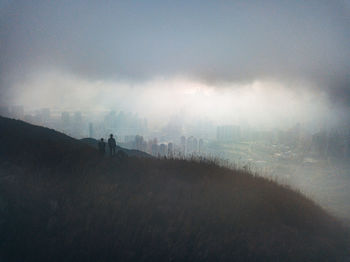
(0, 0, 350, 110)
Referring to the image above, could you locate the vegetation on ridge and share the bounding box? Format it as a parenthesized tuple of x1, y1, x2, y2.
(0, 117, 348, 261)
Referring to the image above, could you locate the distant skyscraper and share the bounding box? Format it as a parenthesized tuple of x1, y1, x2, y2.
(141, 140, 148, 152)
(198, 139, 204, 153)
(181, 136, 186, 155)
(135, 135, 144, 151)
(187, 136, 194, 155)
(147, 138, 158, 154)
(72, 111, 83, 137)
(151, 143, 159, 156)
(168, 142, 174, 158)
(193, 138, 198, 153)
(73, 111, 82, 124)
(89, 123, 94, 138)
(216, 125, 240, 141)
(159, 144, 167, 157)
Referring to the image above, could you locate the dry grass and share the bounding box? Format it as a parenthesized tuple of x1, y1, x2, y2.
(0, 116, 349, 261)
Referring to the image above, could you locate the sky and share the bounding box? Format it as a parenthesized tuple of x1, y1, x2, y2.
(1, 0, 350, 128)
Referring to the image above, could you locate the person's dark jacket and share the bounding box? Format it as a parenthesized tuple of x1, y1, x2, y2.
(108, 137, 116, 148)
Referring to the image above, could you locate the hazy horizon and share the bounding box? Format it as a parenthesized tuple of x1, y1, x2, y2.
(1, 0, 350, 130)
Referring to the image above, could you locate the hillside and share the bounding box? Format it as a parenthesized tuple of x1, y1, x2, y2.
(0, 116, 349, 261)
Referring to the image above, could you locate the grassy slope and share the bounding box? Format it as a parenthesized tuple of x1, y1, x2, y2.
(0, 117, 348, 261)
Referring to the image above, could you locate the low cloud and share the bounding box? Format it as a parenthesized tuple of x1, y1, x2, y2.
(0, 0, 349, 114)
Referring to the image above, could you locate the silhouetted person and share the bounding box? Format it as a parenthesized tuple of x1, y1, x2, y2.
(98, 138, 106, 155)
(108, 134, 117, 156)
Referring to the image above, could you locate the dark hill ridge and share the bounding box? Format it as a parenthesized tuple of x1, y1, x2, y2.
(0, 116, 348, 261)
(0, 116, 149, 170)
(0, 116, 86, 165)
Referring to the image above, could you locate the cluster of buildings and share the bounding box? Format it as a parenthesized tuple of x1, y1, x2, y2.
(2, 105, 350, 160)
(122, 135, 204, 158)
(1, 106, 58, 131)
(0, 106, 148, 140)
(103, 111, 148, 138)
(312, 128, 350, 159)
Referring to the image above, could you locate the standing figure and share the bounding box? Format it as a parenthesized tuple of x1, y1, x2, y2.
(108, 134, 117, 156)
(98, 138, 106, 155)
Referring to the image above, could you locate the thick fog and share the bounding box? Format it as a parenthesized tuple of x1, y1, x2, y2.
(1, 0, 350, 125)
(8, 69, 335, 129)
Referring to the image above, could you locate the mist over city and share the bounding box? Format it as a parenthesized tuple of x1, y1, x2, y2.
(0, 1, 350, 261)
